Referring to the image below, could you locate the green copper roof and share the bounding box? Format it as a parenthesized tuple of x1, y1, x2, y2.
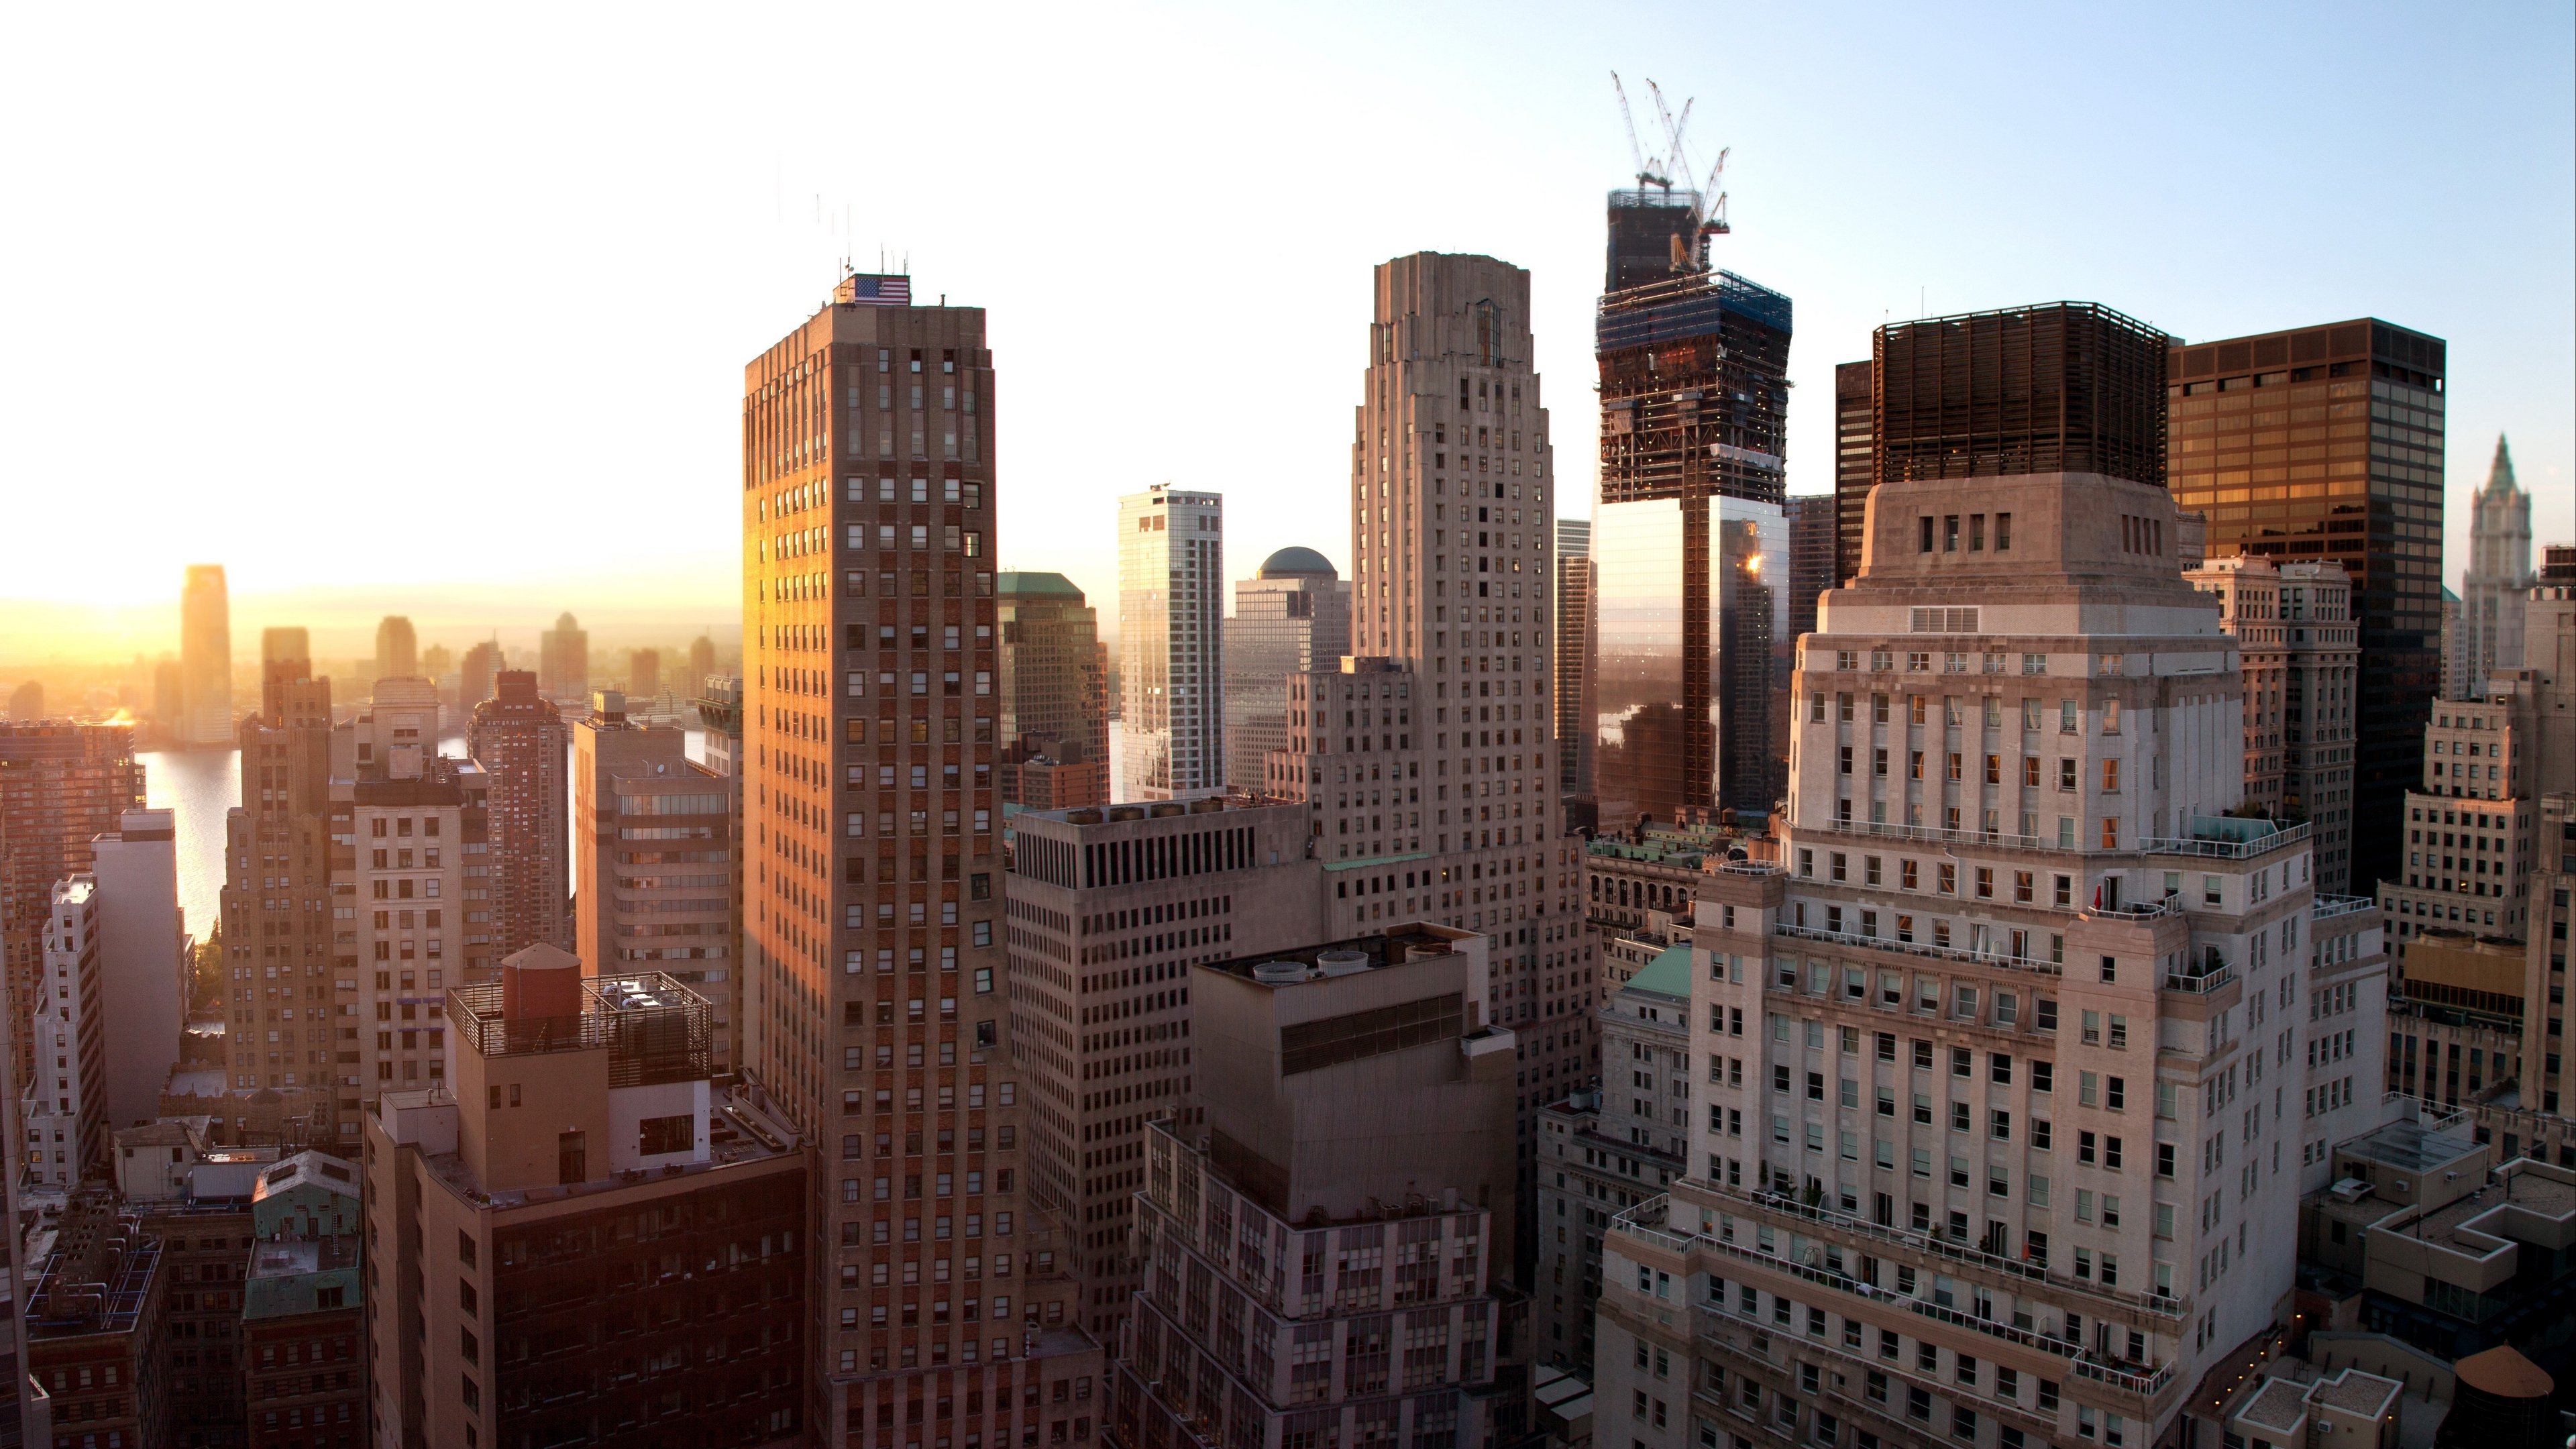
(1623, 943, 1694, 1000)
(997, 572, 1085, 600)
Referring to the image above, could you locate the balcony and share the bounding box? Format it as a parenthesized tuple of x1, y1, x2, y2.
(1771, 922, 2063, 977)
(2163, 951, 2237, 995)
(1615, 1193, 2181, 1403)
(1816, 818, 2068, 853)
(2313, 894, 2377, 920)
(2138, 817, 2310, 861)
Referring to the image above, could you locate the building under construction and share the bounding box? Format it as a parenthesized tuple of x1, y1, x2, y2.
(1588, 159, 1793, 832)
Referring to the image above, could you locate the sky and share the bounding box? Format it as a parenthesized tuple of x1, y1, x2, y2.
(2, 1, 2569, 663)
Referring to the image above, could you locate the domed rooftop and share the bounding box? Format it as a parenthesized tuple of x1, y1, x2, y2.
(1258, 546, 1338, 579)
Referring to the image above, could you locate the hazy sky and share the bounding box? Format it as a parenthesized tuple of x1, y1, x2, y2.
(4, 1, 2568, 659)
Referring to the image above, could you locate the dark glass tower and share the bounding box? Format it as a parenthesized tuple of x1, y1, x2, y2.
(2166, 319, 2447, 897)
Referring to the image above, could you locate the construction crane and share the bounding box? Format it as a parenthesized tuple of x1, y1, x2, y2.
(1645, 77, 1731, 243)
(1609, 72, 1672, 191)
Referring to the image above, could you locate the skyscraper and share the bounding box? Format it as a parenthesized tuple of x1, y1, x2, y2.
(180, 563, 233, 746)
(1591, 198, 1794, 829)
(1118, 486, 1225, 800)
(467, 670, 570, 960)
(1603, 464, 2394, 1449)
(1336, 250, 1583, 1274)
(374, 615, 418, 681)
(538, 611, 588, 702)
(688, 631, 718, 688)
(1222, 546, 1348, 793)
(741, 274, 1095, 1432)
(2165, 319, 2447, 900)
(2458, 436, 2532, 698)
(997, 572, 1109, 809)
(215, 649, 337, 1128)
(1831, 358, 1874, 588)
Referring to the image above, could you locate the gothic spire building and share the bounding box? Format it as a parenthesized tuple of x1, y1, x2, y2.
(2453, 435, 2532, 700)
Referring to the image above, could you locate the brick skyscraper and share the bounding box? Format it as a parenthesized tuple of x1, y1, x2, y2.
(468, 670, 570, 959)
(213, 644, 337, 1128)
(741, 273, 1097, 1441)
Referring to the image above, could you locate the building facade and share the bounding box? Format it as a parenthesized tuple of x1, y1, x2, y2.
(1000, 797, 1324, 1339)
(217, 656, 339, 1143)
(2455, 436, 2532, 699)
(996, 572, 1109, 810)
(466, 669, 571, 961)
(736, 276, 1099, 1443)
(373, 616, 417, 683)
(1223, 547, 1349, 796)
(2166, 320, 2449, 901)
(2182, 555, 2362, 893)
(1553, 519, 1593, 810)
(333, 739, 488, 1119)
(1119, 486, 1226, 801)
(1114, 926, 1528, 1449)
(23, 877, 105, 1188)
(1787, 494, 1837, 650)
(1595, 464, 2393, 1449)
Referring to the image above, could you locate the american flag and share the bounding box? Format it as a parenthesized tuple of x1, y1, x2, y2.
(845, 273, 911, 306)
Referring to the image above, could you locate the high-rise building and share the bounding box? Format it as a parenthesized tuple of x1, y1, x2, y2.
(363, 951, 805, 1444)
(4, 682, 38, 722)
(374, 615, 418, 681)
(1223, 547, 1348, 794)
(1118, 486, 1225, 800)
(996, 572, 1109, 809)
(1554, 519, 1594, 808)
(1882, 304, 2169, 487)
(468, 670, 570, 961)
(87, 808, 187, 1133)
(458, 639, 500, 713)
(1604, 464, 2394, 1449)
(1113, 925, 1529, 1449)
(2184, 556, 2363, 892)
(629, 647, 661, 702)
(1591, 227, 1793, 829)
(367, 674, 441, 744)
(739, 275, 1097, 1436)
(1832, 358, 1875, 589)
(333, 707, 490, 1110)
(23, 877, 105, 1187)
(573, 694, 737, 1067)
(1342, 252, 1585, 1273)
(2166, 319, 2448, 901)
(0, 722, 145, 1096)
(217, 649, 339, 1141)
(1787, 494, 1837, 644)
(2457, 435, 2533, 699)
(1002, 798, 1323, 1338)
(422, 641, 453, 682)
(181, 564, 233, 746)
(690, 632, 718, 686)
(537, 611, 588, 703)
